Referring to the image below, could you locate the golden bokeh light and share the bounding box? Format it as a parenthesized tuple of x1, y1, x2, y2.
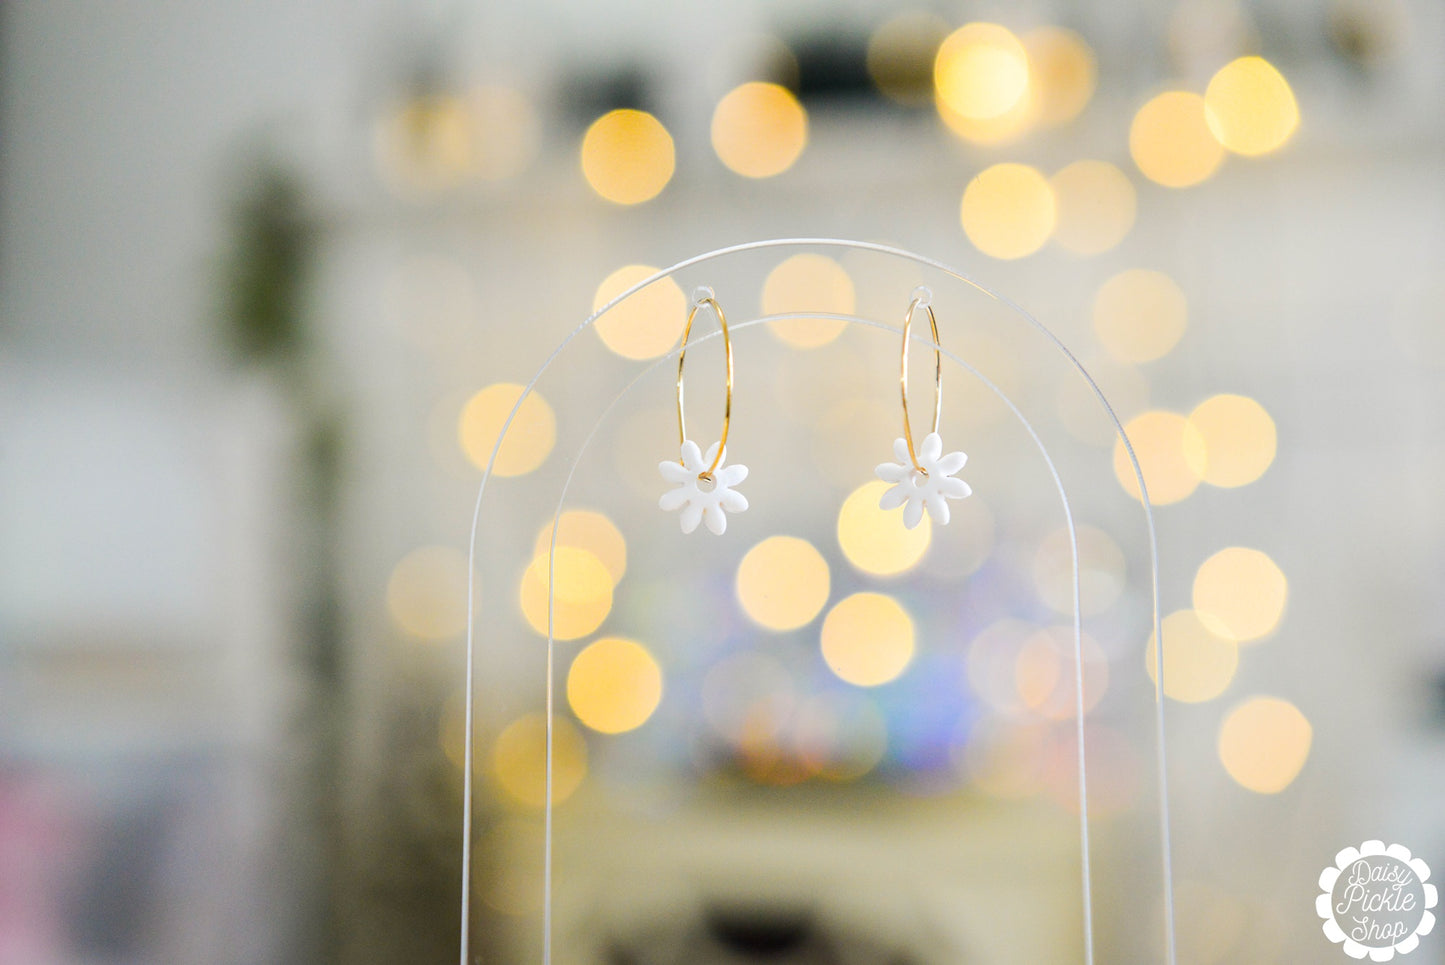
(934, 23, 1031, 121)
(867, 12, 949, 106)
(1193, 547, 1287, 642)
(458, 383, 556, 476)
(711, 82, 808, 179)
(760, 253, 855, 348)
(470, 84, 540, 181)
(591, 265, 687, 360)
(566, 637, 663, 735)
(838, 480, 932, 576)
(736, 536, 832, 631)
(492, 713, 588, 807)
(386, 545, 471, 640)
(1032, 524, 1127, 616)
(1130, 91, 1226, 188)
(960, 163, 1057, 260)
(580, 108, 675, 205)
(1185, 394, 1277, 488)
(1204, 57, 1300, 156)
(1146, 609, 1239, 703)
(1113, 410, 1205, 504)
(518, 547, 614, 640)
(1050, 160, 1137, 255)
(1218, 696, 1312, 793)
(534, 510, 627, 584)
(1024, 27, 1097, 127)
(820, 592, 916, 687)
(1093, 269, 1188, 363)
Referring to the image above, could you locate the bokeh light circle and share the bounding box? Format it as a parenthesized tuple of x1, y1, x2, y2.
(820, 592, 916, 687)
(1130, 91, 1225, 188)
(1185, 394, 1277, 488)
(838, 480, 932, 576)
(518, 547, 614, 640)
(1146, 609, 1239, 703)
(580, 109, 675, 205)
(1204, 57, 1300, 157)
(566, 637, 663, 734)
(1218, 696, 1312, 793)
(1113, 410, 1205, 504)
(492, 713, 587, 807)
(960, 163, 1057, 259)
(592, 265, 688, 360)
(1093, 269, 1188, 363)
(1050, 160, 1136, 255)
(1193, 546, 1287, 642)
(458, 383, 556, 476)
(761, 253, 855, 348)
(736, 536, 832, 631)
(711, 82, 808, 179)
(1025, 27, 1097, 127)
(534, 510, 628, 584)
(934, 23, 1031, 121)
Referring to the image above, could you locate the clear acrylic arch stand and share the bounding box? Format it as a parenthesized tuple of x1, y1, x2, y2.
(461, 239, 1177, 964)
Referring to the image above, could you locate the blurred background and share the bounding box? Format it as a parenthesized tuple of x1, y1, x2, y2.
(3, 1, 1445, 963)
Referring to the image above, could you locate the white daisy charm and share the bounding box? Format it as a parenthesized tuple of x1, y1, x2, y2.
(875, 432, 971, 529)
(659, 440, 749, 535)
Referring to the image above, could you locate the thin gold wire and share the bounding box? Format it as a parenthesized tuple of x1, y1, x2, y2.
(676, 295, 732, 480)
(900, 294, 942, 473)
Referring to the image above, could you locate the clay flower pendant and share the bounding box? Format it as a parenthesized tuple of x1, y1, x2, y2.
(659, 440, 749, 535)
(875, 432, 971, 528)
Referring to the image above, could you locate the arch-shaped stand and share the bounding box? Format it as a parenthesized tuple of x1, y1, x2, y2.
(460, 239, 1176, 964)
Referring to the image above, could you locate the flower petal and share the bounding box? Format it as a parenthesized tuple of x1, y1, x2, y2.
(659, 487, 690, 512)
(703, 440, 723, 469)
(659, 460, 692, 484)
(680, 502, 704, 534)
(938, 476, 972, 499)
(680, 439, 703, 471)
(878, 483, 909, 510)
(921, 432, 943, 463)
(903, 498, 925, 530)
(704, 505, 727, 535)
(926, 493, 950, 526)
(935, 450, 967, 476)
(718, 462, 748, 487)
(875, 461, 909, 483)
(721, 490, 748, 513)
(893, 436, 911, 465)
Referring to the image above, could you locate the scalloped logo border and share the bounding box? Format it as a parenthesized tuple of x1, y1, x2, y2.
(1318, 840, 1438, 960)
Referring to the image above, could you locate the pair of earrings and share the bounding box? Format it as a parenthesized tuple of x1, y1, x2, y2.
(658, 288, 972, 536)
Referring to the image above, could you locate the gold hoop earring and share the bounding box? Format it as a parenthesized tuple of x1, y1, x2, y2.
(658, 288, 749, 535)
(874, 288, 972, 529)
